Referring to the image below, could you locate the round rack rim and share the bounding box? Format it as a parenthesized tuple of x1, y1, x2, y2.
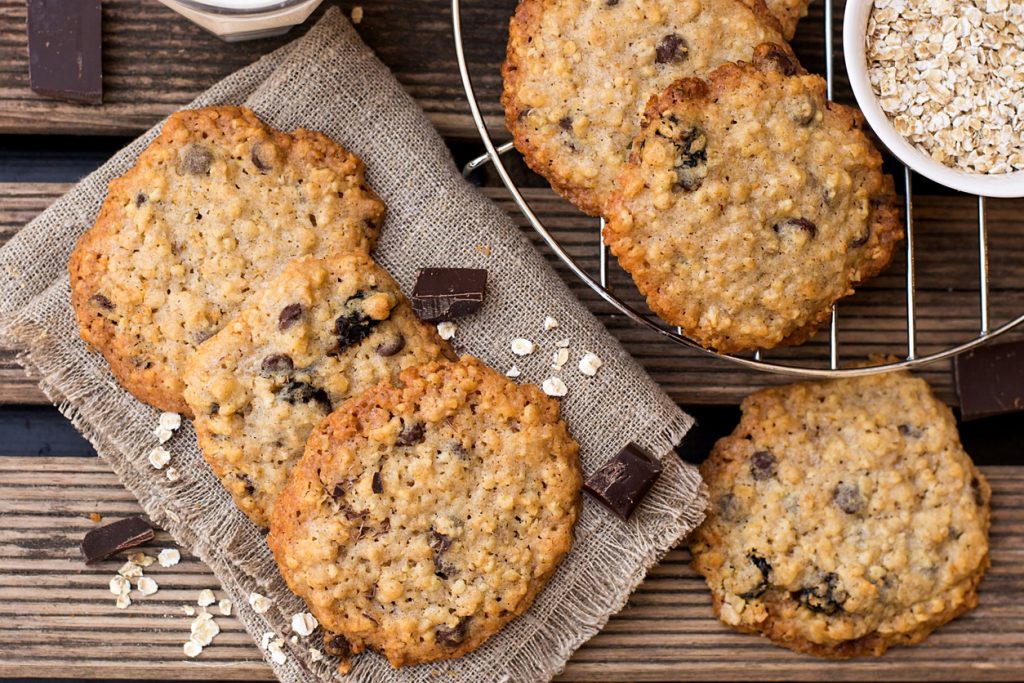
(449, 0, 1024, 379)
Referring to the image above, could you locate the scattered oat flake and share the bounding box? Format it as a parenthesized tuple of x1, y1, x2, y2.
(137, 576, 159, 596)
(289, 635, 299, 644)
(261, 632, 275, 650)
(128, 551, 154, 567)
(148, 446, 170, 470)
(542, 377, 568, 397)
(555, 338, 570, 348)
(110, 575, 130, 595)
(578, 352, 603, 377)
(552, 348, 569, 369)
(118, 561, 143, 578)
(436, 321, 457, 340)
(510, 338, 534, 355)
(165, 466, 181, 482)
(543, 316, 559, 330)
(218, 598, 232, 616)
(268, 639, 288, 665)
(249, 592, 273, 614)
(351, 5, 363, 23)
(159, 412, 182, 431)
(191, 613, 220, 646)
(158, 548, 181, 567)
(154, 427, 174, 444)
(291, 611, 319, 637)
(505, 366, 521, 378)
(183, 639, 203, 658)
(197, 589, 216, 607)
(115, 592, 131, 609)
(89, 512, 103, 523)
(183, 605, 196, 617)
(309, 647, 324, 662)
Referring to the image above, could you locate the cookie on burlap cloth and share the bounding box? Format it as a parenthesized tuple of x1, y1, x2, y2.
(269, 356, 582, 672)
(69, 106, 385, 416)
(183, 252, 451, 528)
(689, 370, 990, 657)
(604, 45, 901, 354)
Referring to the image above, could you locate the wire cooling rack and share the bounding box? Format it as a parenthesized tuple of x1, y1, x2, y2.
(450, 0, 1024, 378)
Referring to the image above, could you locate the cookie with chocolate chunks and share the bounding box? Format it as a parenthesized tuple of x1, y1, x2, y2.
(183, 253, 450, 528)
(268, 357, 581, 671)
(604, 44, 901, 353)
(690, 370, 990, 658)
(69, 106, 385, 415)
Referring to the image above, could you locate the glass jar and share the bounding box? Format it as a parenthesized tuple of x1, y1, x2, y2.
(157, 0, 324, 42)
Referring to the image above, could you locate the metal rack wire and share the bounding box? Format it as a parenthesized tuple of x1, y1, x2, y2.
(451, 0, 1024, 378)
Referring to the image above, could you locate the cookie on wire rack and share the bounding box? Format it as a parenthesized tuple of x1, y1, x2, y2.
(268, 356, 582, 671)
(69, 106, 385, 415)
(604, 44, 901, 354)
(501, 0, 790, 216)
(182, 252, 451, 528)
(690, 369, 991, 657)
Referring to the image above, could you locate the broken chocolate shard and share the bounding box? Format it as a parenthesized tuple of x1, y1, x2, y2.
(412, 268, 487, 322)
(954, 340, 1024, 421)
(583, 443, 662, 520)
(80, 516, 154, 564)
(27, 0, 103, 105)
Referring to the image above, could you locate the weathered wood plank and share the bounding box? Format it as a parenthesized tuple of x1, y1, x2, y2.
(3, 182, 1024, 406)
(0, 0, 837, 139)
(0, 456, 1021, 681)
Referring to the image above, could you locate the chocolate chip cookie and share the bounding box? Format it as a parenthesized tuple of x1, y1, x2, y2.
(690, 370, 991, 657)
(502, 0, 789, 216)
(69, 106, 385, 415)
(604, 45, 901, 353)
(268, 356, 582, 671)
(745, 0, 813, 39)
(182, 252, 451, 528)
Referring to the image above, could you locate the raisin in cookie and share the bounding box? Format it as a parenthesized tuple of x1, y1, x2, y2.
(182, 252, 451, 528)
(268, 357, 582, 671)
(690, 371, 991, 657)
(604, 45, 901, 353)
(69, 106, 385, 415)
(502, 0, 789, 216)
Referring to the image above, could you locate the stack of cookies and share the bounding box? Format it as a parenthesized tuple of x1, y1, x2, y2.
(69, 106, 583, 672)
(502, 0, 901, 353)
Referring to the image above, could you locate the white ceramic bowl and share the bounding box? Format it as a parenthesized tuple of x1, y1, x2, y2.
(843, 0, 1024, 198)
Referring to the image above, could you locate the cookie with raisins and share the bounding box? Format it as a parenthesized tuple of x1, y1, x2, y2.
(604, 44, 901, 353)
(268, 357, 581, 671)
(743, 0, 813, 39)
(502, 0, 790, 215)
(69, 106, 385, 415)
(689, 370, 990, 657)
(182, 252, 451, 527)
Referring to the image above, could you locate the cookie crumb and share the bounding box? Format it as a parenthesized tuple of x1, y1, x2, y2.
(197, 589, 216, 607)
(542, 377, 568, 397)
(505, 366, 521, 378)
(578, 352, 603, 377)
(158, 548, 181, 567)
(351, 5, 363, 23)
(474, 244, 492, 256)
(543, 316, 559, 330)
(148, 446, 170, 470)
(511, 338, 535, 355)
(249, 591, 273, 614)
(291, 611, 319, 637)
(437, 321, 457, 340)
(89, 512, 103, 523)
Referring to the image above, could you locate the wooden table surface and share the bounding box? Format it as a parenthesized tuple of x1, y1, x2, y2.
(2, 0, 1024, 680)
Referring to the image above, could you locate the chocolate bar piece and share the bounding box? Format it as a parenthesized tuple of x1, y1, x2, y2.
(27, 0, 103, 105)
(954, 340, 1024, 421)
(584, 443, 662, 520)
(80, 516, 153, 564)
(412, 268, 487, 321)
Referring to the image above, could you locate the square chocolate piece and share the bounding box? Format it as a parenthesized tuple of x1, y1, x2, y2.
(954, 340, 1024, 421)
(412, 267, 487, 322)
(80, 516, 153, 564)
(27, 0, 103, 105)
(584, 443, 663, 520)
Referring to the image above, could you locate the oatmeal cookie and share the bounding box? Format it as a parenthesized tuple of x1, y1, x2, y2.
(69, 106, 385, 415)
(689, 370, 991, 657)
(743, 0, 813, 39)
(502, 0, 789, 216)
(604, 45, 901, 353)
(182, 252, 451, 528)
(268, 357, 582, 671)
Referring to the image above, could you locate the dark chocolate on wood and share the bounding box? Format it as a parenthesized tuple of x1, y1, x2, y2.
(80, 516, 153, 564)
(412, 267, 487, 321)
(27, 0, 103, 105)
(584, 443, 662, 520)
(954, 340, 1024, 421)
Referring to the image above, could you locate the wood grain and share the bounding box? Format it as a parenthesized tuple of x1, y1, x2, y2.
(3, 182, 1024, 406)
(0, 0, 838, 139)
(0, 456, 1022, 681)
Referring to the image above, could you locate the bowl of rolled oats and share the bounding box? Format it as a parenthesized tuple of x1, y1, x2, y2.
(845, 0, 1024, 197)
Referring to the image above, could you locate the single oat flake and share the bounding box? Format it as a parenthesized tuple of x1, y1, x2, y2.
(866, 0, 1024, 174)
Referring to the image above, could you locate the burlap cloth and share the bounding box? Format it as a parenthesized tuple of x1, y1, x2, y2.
(0, 8, 706, 682)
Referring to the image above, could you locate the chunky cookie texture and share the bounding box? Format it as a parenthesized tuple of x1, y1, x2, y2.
(182, 253, 450, 528)
(268, 357, 582, 671)
(69, 106, 385, 415)
(604, 45, 901, 353)
(502, 0, 788, 216)
(690, 371, 991, 658)
(742, 0, 813, 39)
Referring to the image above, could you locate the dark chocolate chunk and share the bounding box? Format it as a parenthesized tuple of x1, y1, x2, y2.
(794, 572, 846, 614)
(954, 340, 1024, 421)
(656, 116, 707, 192)
(396, 421, 425, 446)
(773, 217, 818, 239)
(27, 0, 102, 105)
(323, 633, 351, 658)
(412, 268, 488, 322)
(371, 471, 383, 494)
(558, 116, 573, 132)
(583, 443, 662, 520)
(435, 617, 470, 647)
(90, 293, 113, 310)
(334, 293, 380, 350)
(749, 450, 777, 480)
(278, 303, 303, 330)
(180, 144, 212, 175)
(135, 192, 147, 207)
(80, 516, 154, 564)
(756, 43, 801, 76)
(251, 143, 271, 173)
(375, 331, 406, 357)
(739, 553, 772, 599)
(655, 34, 689, 64)
(429, 530, 455, 579)
(832, 482, 864, 515)
(898, 423, 923, 438)
(277, 380, 332, 411)
(260, 353, 294, 374)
